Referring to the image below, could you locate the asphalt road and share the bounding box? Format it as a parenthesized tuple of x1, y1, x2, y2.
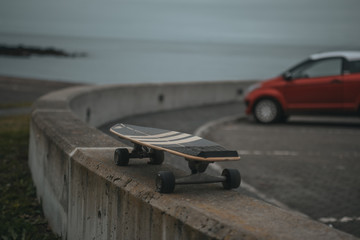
(100, 102, 360, 238)
(206, 115, 360, 238)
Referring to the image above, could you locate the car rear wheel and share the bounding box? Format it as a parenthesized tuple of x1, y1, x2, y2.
(253, 99, 281, 123)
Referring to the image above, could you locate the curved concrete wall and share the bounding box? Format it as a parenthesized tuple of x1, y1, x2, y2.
(69, 81, 248, 127)
(29, 81, 356, 240)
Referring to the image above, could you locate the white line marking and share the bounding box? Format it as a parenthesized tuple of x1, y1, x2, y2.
(133, 133, 192, 142)
(237, 150, 299, 156)
(194, 114, 242, 136)
(319, 216, 360, 223)
(238, 150, 360, 157)
(69, 147, 130, 158)
(124, 131, 179, 139)
(142, 136, 202, 145)
(195, 115, 307, 217)
(70, 148, 78, 158)
(208, 163, 297, 211)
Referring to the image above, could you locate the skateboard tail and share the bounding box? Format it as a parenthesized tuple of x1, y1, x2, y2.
(197, 150, 239, 159)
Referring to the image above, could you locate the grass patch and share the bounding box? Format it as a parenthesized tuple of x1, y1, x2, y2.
(0, 114, 59, 240)
(0, 102, 33, 110)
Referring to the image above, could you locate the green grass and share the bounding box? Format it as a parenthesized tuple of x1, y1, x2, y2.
(0, 114, 59, 240)
(0, 102, 33, 110)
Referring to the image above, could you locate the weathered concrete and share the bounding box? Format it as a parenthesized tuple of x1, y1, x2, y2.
(29, 80, 357, 239)
(69, 81, 248, 127)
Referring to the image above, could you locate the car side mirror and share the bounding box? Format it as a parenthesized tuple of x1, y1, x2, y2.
(283, 71, 293, 81)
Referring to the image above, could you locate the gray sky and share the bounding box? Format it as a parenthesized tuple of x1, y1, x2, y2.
(1, 0, 359, 46)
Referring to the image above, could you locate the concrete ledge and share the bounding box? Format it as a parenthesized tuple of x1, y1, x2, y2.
(29, 81, 357, 239)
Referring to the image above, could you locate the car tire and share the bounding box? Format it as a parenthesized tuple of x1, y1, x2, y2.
(279, 114, 289, 123)
(253, 99, 282, 123)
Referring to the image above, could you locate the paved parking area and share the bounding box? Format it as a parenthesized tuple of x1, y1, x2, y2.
(101, 103, 360, 238)
(205, 116, 360, 238)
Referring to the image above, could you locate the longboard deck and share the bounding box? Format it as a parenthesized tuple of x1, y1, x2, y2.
(110, 123, 240, 162)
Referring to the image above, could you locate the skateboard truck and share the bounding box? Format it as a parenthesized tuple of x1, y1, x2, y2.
(111, 123, 241, 193)
(156, 159, 241, 194)
(115, 147, 241, 193)
(175, 173, 225, 185)
(114, 144, 164, 166)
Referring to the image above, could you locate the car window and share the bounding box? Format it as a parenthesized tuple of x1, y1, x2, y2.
(348, 60, 360, 73)
(292, 58, 342, 79)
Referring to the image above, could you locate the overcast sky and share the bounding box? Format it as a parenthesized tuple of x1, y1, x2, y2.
(1, 0, 359, 46)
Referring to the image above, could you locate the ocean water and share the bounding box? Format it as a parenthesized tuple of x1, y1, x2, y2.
(0, 0, 359, 84)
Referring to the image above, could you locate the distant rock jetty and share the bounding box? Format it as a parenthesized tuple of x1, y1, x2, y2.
(0, 44, 87, 58)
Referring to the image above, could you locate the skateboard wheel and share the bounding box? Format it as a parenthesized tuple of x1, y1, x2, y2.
(149, 149, 164, 165)
(156, 171, 175, 193)
(221, 169, 241, 190)
(114, 148, 130, 166)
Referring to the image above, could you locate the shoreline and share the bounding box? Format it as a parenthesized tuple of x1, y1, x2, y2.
(0, 75, 82, 104)
(0, 44, 87, 58)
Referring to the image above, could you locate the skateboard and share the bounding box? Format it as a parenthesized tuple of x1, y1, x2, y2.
(110, 123, 241, 193)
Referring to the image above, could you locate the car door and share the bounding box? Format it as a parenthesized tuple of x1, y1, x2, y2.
(343, 60, 360, 112)
(284, 57, 344, 111)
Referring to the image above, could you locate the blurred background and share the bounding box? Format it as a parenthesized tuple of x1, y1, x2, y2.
(1, 0, 359, 84)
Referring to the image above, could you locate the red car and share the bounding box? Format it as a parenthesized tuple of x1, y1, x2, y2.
(244, 51, 360, 123)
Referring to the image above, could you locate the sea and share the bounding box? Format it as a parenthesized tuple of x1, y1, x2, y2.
(0, 0, 359, 84)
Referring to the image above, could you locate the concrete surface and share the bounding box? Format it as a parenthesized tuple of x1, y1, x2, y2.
(69, 81, 248, 127)
(206, 116, 360, 238)
(28, 80, 358, 239)
(101, 103, 360, 238)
